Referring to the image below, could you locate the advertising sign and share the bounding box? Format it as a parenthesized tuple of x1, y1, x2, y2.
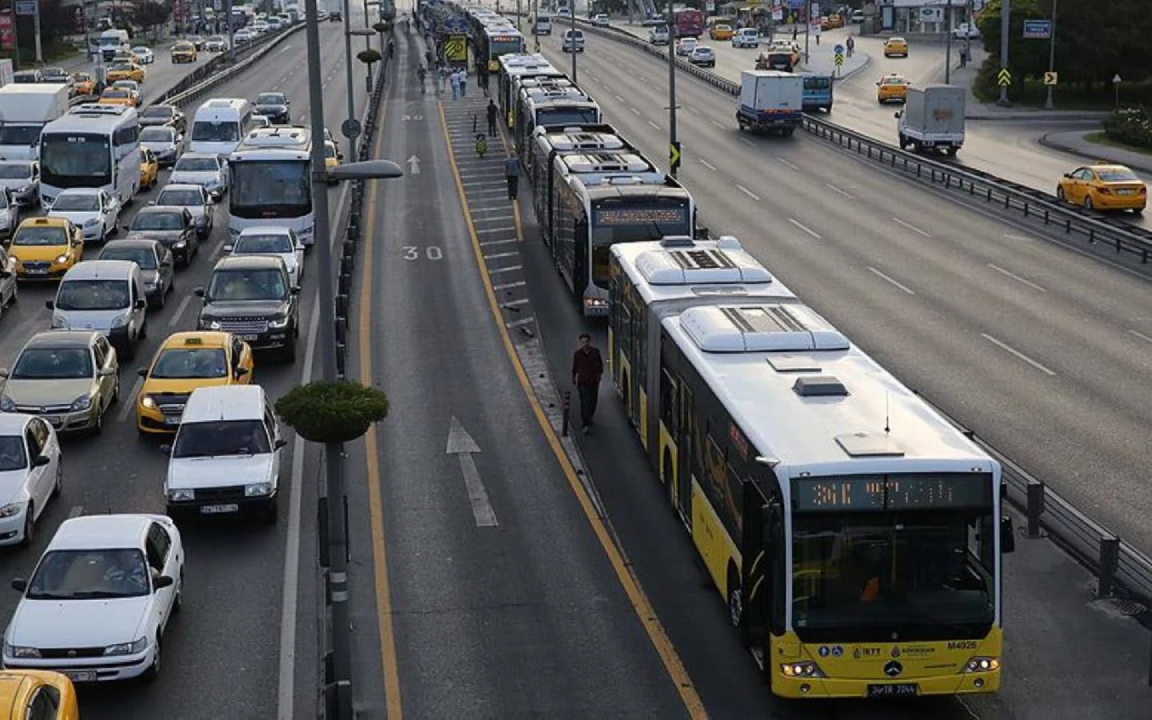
(14, 1, 35, 17)
(0, 13, 13, 52)
(1022, 19, 1051, 39)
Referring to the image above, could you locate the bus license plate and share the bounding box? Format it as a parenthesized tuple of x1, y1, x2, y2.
(200, 504, 239, 515)
(868, 683, 918, 698)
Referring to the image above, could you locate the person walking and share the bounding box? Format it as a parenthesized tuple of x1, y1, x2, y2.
(486, 99, 498, 136)
(571, 333, 604, 434)
(450, 68, 460, 100)
(504, 155, 520, 200)
(846, 34, 855, 58)
(458, 68, 468, 98)
(439, 65, 448, 93)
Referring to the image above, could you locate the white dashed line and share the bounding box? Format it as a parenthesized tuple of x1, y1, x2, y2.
(699, 158, 716, 171)
(981, 334, 1057, 376)
(739, 137, 755, 147)
(891, 217, 932, 237)
(788, 218, 821, 239)
(777, 156, 800, 170)
(867, 266, 915, 295)
(647, 120, 660, 129)
(825, 183, 854, 199)
(1128, 329, 1152, 345)
(736, 184, 760, 201)
(629, 106, 641, 115)
(987, 263, 1047, 292)
(116, 377, 144, 423)
(168, 295, 194, 327)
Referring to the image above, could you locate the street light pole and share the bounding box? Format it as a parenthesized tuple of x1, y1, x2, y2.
(1044, 0, 1057, 109)
(569, 0, 576, 82)
(666, 0, 677, 179)
(342, 0, 357, 160)
(965, 0, 973, 71)
(944, 2, 952, 84)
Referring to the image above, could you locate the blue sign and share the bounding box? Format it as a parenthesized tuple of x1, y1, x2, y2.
(14, 0, 36, 16)
(834, 44, 844, 55)
(1022, 19, 1051, 39)
(446, 17, 469, 33)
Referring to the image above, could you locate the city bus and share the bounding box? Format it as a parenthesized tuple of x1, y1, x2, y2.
(38, 104, 140, 208)
(515, 84, 601, 156)
(527, 124, 626, 197)
(673, 7, 704, 37)
(480, 25, 526, 73)
(540, 151, 694, 315)
(496, 54, 566, 129)
(608, 240, 1015, 698)
(228, 126, 314, 246)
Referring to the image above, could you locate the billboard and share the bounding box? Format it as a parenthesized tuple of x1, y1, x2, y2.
(0, 13, 12, 52)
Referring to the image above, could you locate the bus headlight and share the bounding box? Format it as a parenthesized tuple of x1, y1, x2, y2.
(780, 661, 825, 678)
(962, 656, 1000, 673)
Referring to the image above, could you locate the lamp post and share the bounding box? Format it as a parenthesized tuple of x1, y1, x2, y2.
(301, 0, 403, 717)
(1044, 0, 1057, 109)
(342, 0, 358, 160)
(666, 0, 677, 179)
(569, 0, 576, 82)
(944, 2, 952, 84)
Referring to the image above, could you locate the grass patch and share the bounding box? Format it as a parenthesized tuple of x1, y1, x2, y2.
(1083, 131, 1152, 157)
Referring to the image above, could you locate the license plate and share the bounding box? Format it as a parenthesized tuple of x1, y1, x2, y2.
(1118, 189, 1136, 196)
(25, 268, 46, 275)
(65, 670, 97, 682)
(43, 416, 60, 425)
(200, 503, 239, 515)
(164, 416, 182, 426)
(238, 334, 258, 341)
(868, 683, 918, 698)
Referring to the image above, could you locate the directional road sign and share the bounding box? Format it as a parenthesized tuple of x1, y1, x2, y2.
(1043, 72, 1058, 86)
(669, 141, 681, 173)
(14, 0, 35, 15)
(1023, 19, 1051, 39)
(834, 52, 844, 67)
(833, 44, 844, 55)
(997, 68, 1012, 87)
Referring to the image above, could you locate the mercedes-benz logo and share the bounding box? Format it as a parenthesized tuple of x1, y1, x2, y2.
(883, 660, 903, 677)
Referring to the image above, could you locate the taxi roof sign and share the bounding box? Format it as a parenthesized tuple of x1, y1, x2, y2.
(184, 336, 203, 345)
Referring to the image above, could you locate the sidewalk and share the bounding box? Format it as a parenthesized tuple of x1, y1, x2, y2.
(795, 32, 870, 81)
(1039, 129, 1152, 175)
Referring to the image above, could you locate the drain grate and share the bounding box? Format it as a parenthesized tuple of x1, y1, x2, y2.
(1108, 597, 1148, 616)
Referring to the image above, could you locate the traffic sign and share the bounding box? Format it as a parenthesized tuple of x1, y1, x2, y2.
(14, 1, 35, 16)
(1022, 19, 1051, 39)
(997, 68, 1012, 87)
(834, 53, 844, 66)
(833, 44, 844, 55)
(341, 119, 362, 140)
(444, 35, 466, 62)
(669, 141, 681, 172)
(1043, 72, 1058, 86)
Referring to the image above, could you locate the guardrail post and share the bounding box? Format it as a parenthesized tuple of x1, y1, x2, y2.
(1026, 481, 1045, 538)
(1097, 536, 1120, 598)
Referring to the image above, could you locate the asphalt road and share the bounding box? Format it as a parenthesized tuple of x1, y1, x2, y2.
(65, 41, 217, 107)
(0, 18, 371, 720)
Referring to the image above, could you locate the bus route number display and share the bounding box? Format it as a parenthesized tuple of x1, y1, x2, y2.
(594, 207, 686, 226)
(794, 475, 991, 511)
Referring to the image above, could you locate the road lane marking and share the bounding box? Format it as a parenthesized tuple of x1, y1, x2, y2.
(1004, 233, 1035, 243)
(647, 120, 660, 129)
(439, 101, 707, 718)
(447, 417, 498, 526)
(480, 238, 517, 246)
(614, 94, 624, 102)
(168, 295, 194, 327)
(890, 216, 931, 237)
(867, 266, 916, 295)
(710, 119, 724, 128)
(492, 280, 526, 291)
(629, 106, 642, 115)
(736, 184, 760, 201)
(505, 316, 535, 328)
(698, 158, 716, 171)
(777, 156, 799, 170)
(488, 265, 523, 275)
(987, 263, 1047, 292)
(825, 183, 854, 199)
(788, 218, 821, 239)
(738, 137, 754, 147)
(116, 377, 144, 423)
(981, 333, 1057, 376)
(1129, 329, 1152, 344)
(483, 251, 519, 260)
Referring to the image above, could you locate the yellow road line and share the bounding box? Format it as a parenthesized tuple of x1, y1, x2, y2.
(359, 101, 404, 719)
(438, 101, 708, 719)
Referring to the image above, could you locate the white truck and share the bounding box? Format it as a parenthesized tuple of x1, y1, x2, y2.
(736, 70, 803, 136)
(896, 84, 965, 156)
(0, 84, 71, 160)
(99, 28, 131, 61)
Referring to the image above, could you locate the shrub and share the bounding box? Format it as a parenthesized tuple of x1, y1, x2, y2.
(275, 380, 389, 444)
(357, 48, 382, 65)
(1103, 106, 1152, 149)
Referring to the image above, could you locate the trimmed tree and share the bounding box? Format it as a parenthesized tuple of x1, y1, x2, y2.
(357, 48, 382, 65)
(274, 380, 389, 444)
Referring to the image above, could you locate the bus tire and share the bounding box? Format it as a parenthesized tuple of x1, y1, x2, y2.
(727, 562, 743, 628)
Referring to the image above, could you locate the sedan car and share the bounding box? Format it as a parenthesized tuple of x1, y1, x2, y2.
(139, 125, 182, 166)
(253, 92, 290, 124)
(188, 34, 206, 50)
(591, 13, 609, 26)
(4, 514, 183, 682)
(883, 36, 909, 57)
(234, 28, 254, 43)
(97, 87, 137, 108)
(0, 188, 19, 242)
(104, 62, 145, 84)
(226, 226, 303, 285)
(8, 218, 83, 280)
(97, 239, 175, 308)
(1057, 164, 1147, 214)
(140, 148, 160, 191)
(111, 80, 141, 104)
(170, 41, 197, 63)
(154, 184, 214, 239)
(135, 332, 253, 434)
(131, 46, 155, 64)
(688, 45, 716, 67)
(138, 104, 186, 132)
(46, 188, 121, 243)
(0, 331, 119, 434)
(127, 207, 198, 267)
(0, 161, 38, 208)
(876, 74, 911, 103)
(675, 37, 697, 56)
(709, 24, 734, 40)
(952, 22, 980, 39)
(0, 414, 61, 546)
(169, 153, 228, 199)
(328, 10, 341, 21)
(204, 35, 229, 52)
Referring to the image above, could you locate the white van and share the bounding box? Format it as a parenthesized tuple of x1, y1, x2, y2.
(533, 13, 551, 35)
(189, 98, 254, 157)
(98, 29, 131, 61)
(47, 260, 148, 360)
(562, 29, 585, 53)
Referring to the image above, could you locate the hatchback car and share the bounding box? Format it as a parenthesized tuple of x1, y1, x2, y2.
(0, 331, 119, 434)
(562, 29, 585, 52)
(876, 74, 911, 103)
(135, 332, 253, 434)
(225, 226, 303, 285)
(732, 28, 759, 48)
(591, 13, 609, 27)
(4, 514, 183, 682)
(688, 46, 716, 67)
(648, 25, 669, 45)
(46, 188, 121, 243)
(127, 207, 198, 267)
(1057, 164, 1147, 214)
(0, 414, 62, 547)
(154, 184, 214, 239)
(675, 37, 697, 56)
(169, 153, 228, 199)
(253, 92, 290, 124)
(8, 218, 82, 280)
(139, 125, 183, 166)
(97, 239, 175, 308)
(884, 36, 909, 57)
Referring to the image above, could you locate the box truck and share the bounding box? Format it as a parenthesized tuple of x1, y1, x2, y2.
(897, 84, 965, 156)
(0, 84, 72, 160)
(736, 70, 803, 136)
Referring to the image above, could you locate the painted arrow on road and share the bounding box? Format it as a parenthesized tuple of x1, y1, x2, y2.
(407, 155, 421, 175)
(446, 416, 497, 527)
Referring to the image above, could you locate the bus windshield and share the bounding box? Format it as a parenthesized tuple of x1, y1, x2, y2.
(535, 107, 600, 127)
(590, 197, 691, 288)
(230, 160, 311, 218)
(40, 133, 112, 187)
(791, 509, 996, 641)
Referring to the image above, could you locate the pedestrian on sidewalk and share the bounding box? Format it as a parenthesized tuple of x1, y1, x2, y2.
(458, 68, 468, 97)
(571, 333, 604, 435)
(450, 68, 460, 100)
(792, 26, 798, 41)
(487, 99, 498, 136)
(846, 35, 854, 57)
(504, 155, 520, 200)
(439, 65, 448, 93)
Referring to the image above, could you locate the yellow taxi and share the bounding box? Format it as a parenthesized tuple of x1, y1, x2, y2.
(136, 331, 255, 434)
(324, 140, 343, 184)
(1057, 164, 1147, 214)
(171, 41, 198, 63)
(876, 74, 911, 103)
(8, 217, 83, 280)
(98, 86, 138, 107)
(884, 36, 909, 57)
(820, 14, 843, 30)
(72, 71, 96, 96)
(140, 147, 160, 190)
(709, 24, 734, 40)
(112, 50, 141, 65)
(0, 670, 79, 720)
(105, 61, 145, 83)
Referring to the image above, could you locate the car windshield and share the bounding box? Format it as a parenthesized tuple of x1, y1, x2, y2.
(207, 268, 287, 300)
(173, 419, 270, 457)
(132, 212, 183, 231)
(1098, 168, 1140, 182)
(0, 125, 42, 146)
(236, 234, 293, 254)
(175, 156, 218, 172)
(11, 347, 93, 380)
(12, 226, 67, 246)
(52, 194, 100, 211)
(55, 279, 130, 311)
(256, 93, 285, 105)
(26, 548, 151, 600)
(140, 127, 174, 143)
(151, 347, 227, 379)
(100, 246, 157, 269)
(0, 164, 32, 179)
(157, 189, 203, 206)
(191, 121, 239, 143)
(0, 436, 27, 472)
(110, 64, 131, 72)
(102, 89, 128, 99)
(142, 107, 173, 119)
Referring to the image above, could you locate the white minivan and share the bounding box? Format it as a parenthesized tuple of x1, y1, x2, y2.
(47, 260, 148, 360)
(562, 29, 585, 52)
(189, 97, 254, 157)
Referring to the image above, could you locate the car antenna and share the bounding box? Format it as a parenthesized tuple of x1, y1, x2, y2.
(884, 392, 891, 434)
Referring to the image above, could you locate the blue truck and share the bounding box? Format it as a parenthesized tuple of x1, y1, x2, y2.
(799, 73, 833, 113)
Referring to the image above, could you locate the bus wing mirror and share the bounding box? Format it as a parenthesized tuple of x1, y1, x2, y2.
(1001, 516, 1016, 554)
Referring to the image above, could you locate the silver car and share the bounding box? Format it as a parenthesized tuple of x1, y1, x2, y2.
(0, 161, 39, 208)
(169, 153, 228, 199)
(153, 183, 214, 239)
(0, 189, 19, 242)
(225, 226, 303, 285)
(140, 125, 183, 166)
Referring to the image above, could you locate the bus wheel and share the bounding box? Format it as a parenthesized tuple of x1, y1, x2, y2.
(727, 564, 743, 627)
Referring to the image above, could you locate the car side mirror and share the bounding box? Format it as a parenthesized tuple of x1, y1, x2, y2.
(223, 244, 233, 252)
(44, 300, 53, 310)
(137, 366, 148, 377)
(1062, 172, 1071, 178)
(894, 112, 901, 119)
(158, 443, 172, 455)
(290, 286, 300, 295)
(274, 438, 287, 450)
(337, 153, 344, 161)
(99, 367, 116, 376)
(193, 287, 205, 297)
(148, 200, 156, 205)
(11, 578, 26, 593)
(0, 271, 9, 279)
(134, 298, 147, 309)
(153, 575, 174, 590)
(1001, 516, 1016, 554)
(32, 454, 50, 468)
(235, 366, 249, 377)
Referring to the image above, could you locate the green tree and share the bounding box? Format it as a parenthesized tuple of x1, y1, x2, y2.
(133, 1, 171, 34)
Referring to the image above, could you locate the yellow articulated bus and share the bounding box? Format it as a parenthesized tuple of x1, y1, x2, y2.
(608, 236, 1015, 699)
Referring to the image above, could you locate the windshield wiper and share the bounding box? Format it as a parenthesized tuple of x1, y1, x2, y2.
(68, 590, 134, 599)
(26, 591, 77, 600)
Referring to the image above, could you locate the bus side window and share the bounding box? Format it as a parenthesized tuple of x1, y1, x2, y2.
(659, 367, 678, 436)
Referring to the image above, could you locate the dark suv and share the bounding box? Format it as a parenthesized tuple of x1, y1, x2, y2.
(194, 256, 300, 361)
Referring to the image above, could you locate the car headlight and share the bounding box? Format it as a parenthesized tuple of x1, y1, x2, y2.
(104, 637, 148, 656)
(5, 644, 40, 659)
(962, 656, 1001, 673)
(204, 318, 222, 330)
(0, 395, 13, 412)
(174, 240, 187, 249)
(144, 279, 158, 289)
(0, 503, 23, 518)
(84, 217, 101, 227)
(245, 482, 272, 497)
(55, 254, 69, 264)
(110, 312, 130, 328)
(268, 315, 290, 329)
(141, 395, 156, 409)
(780, 660, 825, 678)
(70, 394, 92, 411)
(167, 488, 194, 502)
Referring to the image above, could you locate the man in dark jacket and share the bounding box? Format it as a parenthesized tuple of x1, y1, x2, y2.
(571, 333, 604, 434)
(487, 99, 498, 136)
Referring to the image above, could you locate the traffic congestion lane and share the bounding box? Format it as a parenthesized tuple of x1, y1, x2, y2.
(0, 21, 361, 719)
(533, 37, 1152, 714)
(344, 29, 699, 718)
(69, 41, 216, 105)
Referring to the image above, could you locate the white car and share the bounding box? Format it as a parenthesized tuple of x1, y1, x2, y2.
(732, 28, 759, 48)
(591, 13, 609, 27)
(47, 188, 122, 243)
(169, 153, 228, 199)
(204, 35, 229, 52)
(3, 514, 183, 682)
(648, 25, 669, 44)
(0, 188, 18, 242)
(225, 226, 303, 285)
(675, 37, 697, 56)
(250, 114, 271, 129)
(0, 161, 39, 207)
(234, 28, 254, 43)
(0, 414, 61, 546)
(130, 46, 154, 64)
(953, 22, 980, 39)
(139, 125, 183, 166)
(0, 246, 16, 312)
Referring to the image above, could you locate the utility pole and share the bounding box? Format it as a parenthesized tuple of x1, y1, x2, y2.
(997, 0, 1010, 105)
(224, 0, 234, 61)
(964, 0, 973, 72)
(569, 0, 575, 82)
(1044, 0, 1057, 109)
(342, 0, 357, 159)
(944, 2, 952, 84)
(666, 0, 677, 179)
(32, 0, 41, 64)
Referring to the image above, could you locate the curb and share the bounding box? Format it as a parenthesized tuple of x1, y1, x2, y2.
(1038, 132, 1152, 175)
(967, 110, 1108, 122)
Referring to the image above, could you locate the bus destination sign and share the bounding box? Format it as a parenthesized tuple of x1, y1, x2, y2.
(594, 207, 687, 226)
(794, 474, 992, 512)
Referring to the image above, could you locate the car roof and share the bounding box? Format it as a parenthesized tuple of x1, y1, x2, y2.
(55, 187, 103, 196)
(62, 259, 137, 280)
(47, 514, 161, 551)
(17, 217, 70, 229)
(177, 152, 220, 161)
(101, 238, 161, 252)
(158, 183, 204, 194)
(0, 413, 30, 434)
(214, 254, 286, 270)
(135, 205, 185, 216)
(1088, 164, 1133, 172)
(24, 330, 99, 350)
(160, 331, 231, 350)
(182, 385, 266, 422)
